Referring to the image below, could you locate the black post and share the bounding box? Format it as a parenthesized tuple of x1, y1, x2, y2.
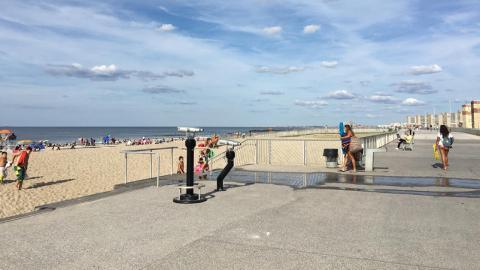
(217, 149, 235, 191)
(173, 135, 207, 203)
(185, 137, 195, 195)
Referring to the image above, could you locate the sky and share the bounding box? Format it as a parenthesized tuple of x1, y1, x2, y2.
(0, 0, 479, 126)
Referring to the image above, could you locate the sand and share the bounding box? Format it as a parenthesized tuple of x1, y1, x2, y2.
(0, 140, 204, 218)
(0, 131, 390, 219)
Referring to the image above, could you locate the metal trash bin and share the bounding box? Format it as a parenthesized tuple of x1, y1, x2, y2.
(323, 149, 339, 168)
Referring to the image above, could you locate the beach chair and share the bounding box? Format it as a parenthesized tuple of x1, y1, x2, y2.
(402, 136, 415, 151)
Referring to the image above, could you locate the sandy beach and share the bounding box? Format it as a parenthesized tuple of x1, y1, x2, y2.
(0, 130, 389, 219)
(0, 140, 194, 218)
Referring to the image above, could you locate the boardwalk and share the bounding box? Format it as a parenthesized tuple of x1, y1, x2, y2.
(240, 130, 480, 180)
(0, 131, 479, 269)
(374, 130, 480, 179)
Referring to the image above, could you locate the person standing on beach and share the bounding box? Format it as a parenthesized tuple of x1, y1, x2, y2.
(436, 125, 454, 171)
(177, 156, 185, 174)
(11, 146, 32, 190)
(0, 151, 9, 184)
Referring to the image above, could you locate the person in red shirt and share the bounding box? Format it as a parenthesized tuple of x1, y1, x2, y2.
(11, 146, 32, 190)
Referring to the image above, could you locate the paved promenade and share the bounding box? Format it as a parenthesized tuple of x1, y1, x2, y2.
(241, 130, 480, 179)
(373, 130, 480, 179)
(1, 177, 480, 269)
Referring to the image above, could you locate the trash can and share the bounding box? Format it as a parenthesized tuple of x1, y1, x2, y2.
(323, 149, 339, 168)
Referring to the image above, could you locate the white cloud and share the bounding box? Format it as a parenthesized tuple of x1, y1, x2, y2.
(255, 66, 305, 74)
(142, 85, 185, 94)
(303, 24, 320, 34)
(46, 63, 194, 81)
(410, 64, 442, 75)
(158, 23, 176, 32)
(402, 98, 425, 106)
(326, 90, 355, 100)
(367, 95, 399, 104)
(260, 90, 284, 95)
(393, 80, 437, 94)
(262, 26, 282, 35)
(321, 61, 338, 68)
(91, 64, 117, 75)
(294, 99, 328, 109)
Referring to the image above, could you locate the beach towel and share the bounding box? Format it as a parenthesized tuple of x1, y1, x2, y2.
(338, 122, 345, 136)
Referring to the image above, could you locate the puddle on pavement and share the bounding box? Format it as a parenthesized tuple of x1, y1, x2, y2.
(209, 170, 480, 198)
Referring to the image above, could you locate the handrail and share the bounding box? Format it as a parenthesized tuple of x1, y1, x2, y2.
(216, 131, 396, 167)
(121, 146, 178, 153)
(122, 146, 177, 187)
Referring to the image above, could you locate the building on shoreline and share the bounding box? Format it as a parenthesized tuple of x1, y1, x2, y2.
(405, 100, 479, 129)
(472, 100, 480, 129)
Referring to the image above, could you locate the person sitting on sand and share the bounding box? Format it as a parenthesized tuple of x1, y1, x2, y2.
(177, 156, 185, 174)
(11, 146, 32, 190)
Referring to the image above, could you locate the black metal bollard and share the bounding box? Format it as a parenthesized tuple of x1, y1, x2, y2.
(185, 137, 195, 195)
(173, 136, 206, 203)
(216, 149, 235, 191)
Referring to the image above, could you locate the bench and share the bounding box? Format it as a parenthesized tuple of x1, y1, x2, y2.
(364, 148, 386, 172)
(177, 184, 206, 200)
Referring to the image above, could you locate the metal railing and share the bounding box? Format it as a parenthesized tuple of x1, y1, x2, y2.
(121, 147, 177, 187)
(210, 132, 396, 168)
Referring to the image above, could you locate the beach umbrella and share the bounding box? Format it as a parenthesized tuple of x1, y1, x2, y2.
(17, 140, 33, 144)
(0, 129, 12, 134)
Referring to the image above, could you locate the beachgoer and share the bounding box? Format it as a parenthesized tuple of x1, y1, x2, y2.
(177, 156, 185, 174)
(204, 148, 212, 173)
(340, 124, 356, 172)
(436, 125, 454, 171)
(196, 157, 207, 180)
(396, 131, 413, 150)
(11, 146, 32, 190)
(0, 151, 9, 184)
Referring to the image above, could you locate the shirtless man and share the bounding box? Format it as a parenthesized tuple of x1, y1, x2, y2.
(11, 146, 32, 190)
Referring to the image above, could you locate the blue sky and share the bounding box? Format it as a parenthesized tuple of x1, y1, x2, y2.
(0, 0, 479, 126)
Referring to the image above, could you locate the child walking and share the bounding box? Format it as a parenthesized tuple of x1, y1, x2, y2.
(177, 156, 185, 174)
(11, 146, 32, 190)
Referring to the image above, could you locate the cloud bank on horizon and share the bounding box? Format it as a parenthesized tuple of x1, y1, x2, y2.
(0, 0, 479, 126)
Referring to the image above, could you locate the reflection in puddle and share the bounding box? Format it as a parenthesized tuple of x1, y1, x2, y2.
(209, 170, 480, 198)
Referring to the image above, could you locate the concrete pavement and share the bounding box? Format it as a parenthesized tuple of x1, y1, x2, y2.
(1, 178, 479, 269)
(240, 131, 480, 180)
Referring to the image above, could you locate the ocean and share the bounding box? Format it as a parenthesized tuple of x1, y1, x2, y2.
(1, 127, 299, 143)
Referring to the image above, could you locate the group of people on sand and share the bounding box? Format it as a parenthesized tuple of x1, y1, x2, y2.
(176, 150, 212, 180)
(0, 146, 33, 190)
(176, 137, 218, 180)
(126, 137, 182, 146)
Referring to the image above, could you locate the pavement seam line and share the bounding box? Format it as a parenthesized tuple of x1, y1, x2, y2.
(206, 238, 455, 270)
